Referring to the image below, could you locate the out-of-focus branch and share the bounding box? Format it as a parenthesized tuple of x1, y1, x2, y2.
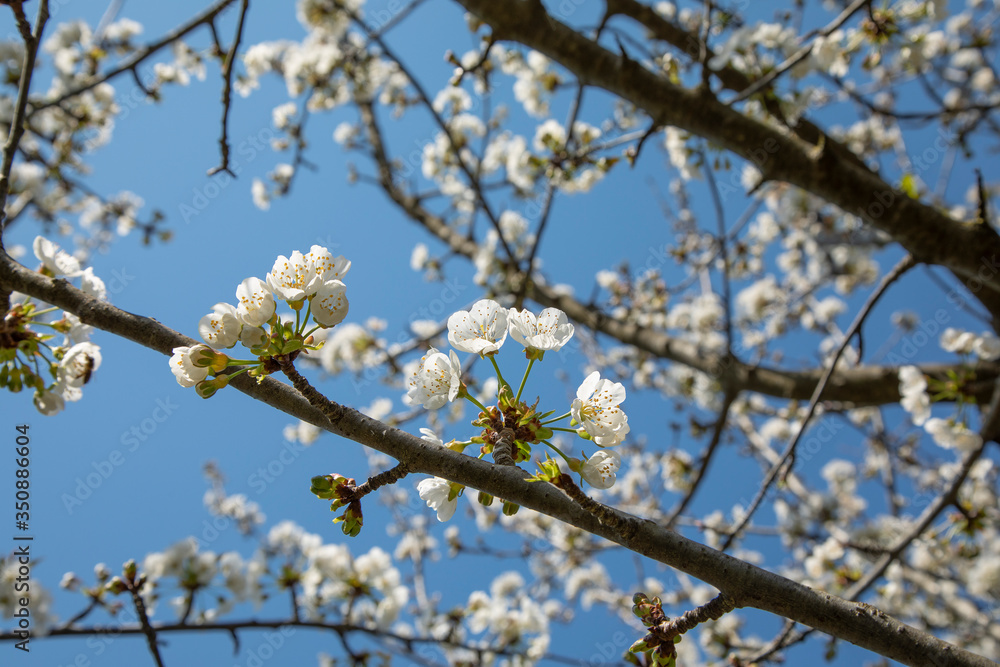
(29, 0, 237, 114)
(1, 0, 49, 235)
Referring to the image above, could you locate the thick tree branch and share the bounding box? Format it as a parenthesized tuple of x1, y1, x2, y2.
(453, 0, 1000, 325)
(356, 98, 1000, 408)
(0, 252, 995, 667)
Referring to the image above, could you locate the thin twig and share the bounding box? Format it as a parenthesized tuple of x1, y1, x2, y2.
(651, 592, 737, 639)
(126, 579, 166, 667)
(491, 427, 517, 466)
(340, 2, 516, 263)
(0, 0, 49, 235)
(30, 0, 237, 114)
(663, 388, 737, 529)
(721, 254, 916, 551)
(728, 0, 870, 104)
(352, 462, 410, 498)
(208, 0, 250, 177)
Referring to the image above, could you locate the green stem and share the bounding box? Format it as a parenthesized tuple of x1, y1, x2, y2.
(542, 440, 575, 468)
(302, 300, 313, 331)
(515, 357, 535, 403)
(541, 411, 572, 425)
(464, 393, 489, 414)
(549, 426, 580, 433)
(489, 355, 509, 391)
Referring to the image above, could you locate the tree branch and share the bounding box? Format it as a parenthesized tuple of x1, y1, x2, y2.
(0, 251, 994, 667)
(453, 0, 1000, 325)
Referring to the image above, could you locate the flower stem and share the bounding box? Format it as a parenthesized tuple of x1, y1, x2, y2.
(541, 440, 574, 467)
(464, 393, 489, 414)
(489, 355, 509, 391)
(303, 300, 313, 330)
(541, 409, 572, 424)
(515, 358, 535, 403)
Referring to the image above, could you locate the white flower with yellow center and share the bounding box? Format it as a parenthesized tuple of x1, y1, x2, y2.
(235, 277, 276, 327)
(507, 307, 574, 355)
(404, 347, 462, 409)
(571, 371, 629, 446)
(306, 245, 350, 285)
(266, 250, 313, 302)
(312, 279, 349, 328)
(169, 345, 211, 388)
(448, 299, 509, 356)
(198, 303, 241, 349)
(580, 449, 622, 489)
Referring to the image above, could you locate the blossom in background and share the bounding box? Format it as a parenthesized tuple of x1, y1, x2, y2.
(80, 268, 107, 301)
(507, 307, 575, 356)
(240, 325, 267, 349)
(417, 477, 459, 522)
(236, 277, 276, 327)
(33, 235, 81, 276)
(924, 418, 982, 453)
(898, 365, 930, 426)
(580, 449, 622, 489)
(404, 348, 463, 410)
(34, 389, 65, 416)
(448, 299, 509, 356)
(199, 303, 242, 349)
(940, 327, 1000, 361)
(572, 371, 630, 446)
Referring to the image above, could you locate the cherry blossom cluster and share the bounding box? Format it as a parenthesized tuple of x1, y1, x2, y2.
(2, 237, 108, 416)
(169, 245, 349, 397)
(899, 363, 983, 454)
(401, 299, 631, 522)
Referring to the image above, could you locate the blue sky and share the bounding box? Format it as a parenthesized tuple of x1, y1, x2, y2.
(2, 1, 998, 666)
